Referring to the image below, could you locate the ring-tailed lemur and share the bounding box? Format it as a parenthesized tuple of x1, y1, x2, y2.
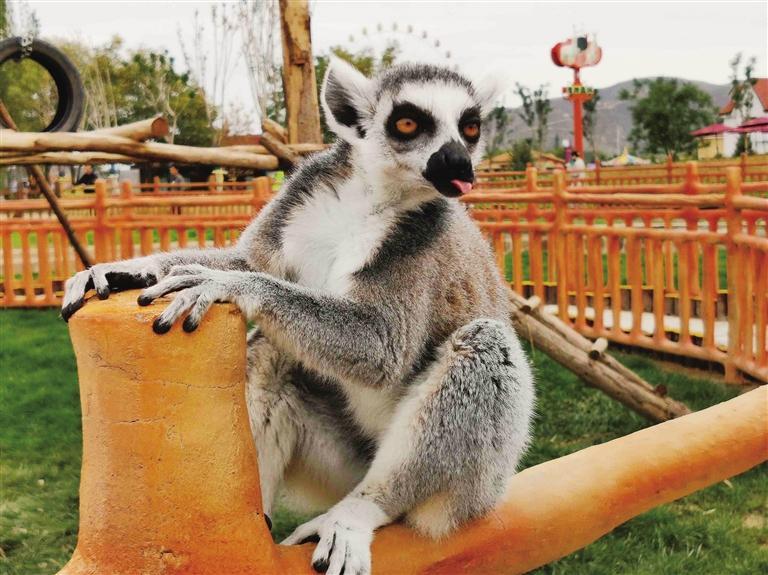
(62, 59, 535, 575)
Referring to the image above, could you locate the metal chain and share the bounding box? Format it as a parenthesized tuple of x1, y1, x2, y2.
(19, 34, 34, 59)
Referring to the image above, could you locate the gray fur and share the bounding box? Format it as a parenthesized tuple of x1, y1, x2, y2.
(61, 60, 535, 575)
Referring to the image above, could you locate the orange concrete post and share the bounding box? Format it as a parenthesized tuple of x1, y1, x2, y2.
(60, 291, 768, 574)
(60, 292, 282, 575)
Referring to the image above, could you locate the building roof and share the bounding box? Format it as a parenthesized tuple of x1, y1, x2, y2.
(690, 123, 731, 136)
(732, 116, 768, 133)
(719, 78, 768, 115)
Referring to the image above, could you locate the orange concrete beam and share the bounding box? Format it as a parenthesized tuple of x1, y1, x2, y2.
(60, 291, 768, 574)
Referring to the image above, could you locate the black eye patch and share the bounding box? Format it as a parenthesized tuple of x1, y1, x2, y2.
(385, 102, 436, 141)
(459, 106, 482, 144)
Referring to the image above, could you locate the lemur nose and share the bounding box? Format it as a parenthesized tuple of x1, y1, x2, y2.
(423, 141, 475, 197)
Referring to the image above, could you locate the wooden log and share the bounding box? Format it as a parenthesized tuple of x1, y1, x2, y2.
(59, 291, 767, 574)
(0, 152, 143, 166)
(279, 0, 322, 144)
(222, 143, 326, 155)
(589, 337, 609, 360)
(508, 290, 690, 422)
(0, 130, 279, 170)
(260, 132, 300, 168)
(92, 116, 169, 141)
(0, 143, 327, 166)
(522, 295, 542, 313)
(262, 118, 289, 144)
(512, 289, 676, 396)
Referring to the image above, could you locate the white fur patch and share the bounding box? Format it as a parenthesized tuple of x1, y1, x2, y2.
(280, 174, 396, 294)
(343, 385, 401, 439)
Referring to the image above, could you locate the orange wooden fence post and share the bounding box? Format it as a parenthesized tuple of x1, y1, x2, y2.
(119, 181, 135, 260)
(251, 176, 273, 215)
(724, 167, 743, 383)
(93, 180, 108, 263)
(553, 169, 569, 322)
(666, 154, 673, 184)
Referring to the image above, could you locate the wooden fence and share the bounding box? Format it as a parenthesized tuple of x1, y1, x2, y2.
(467, 164, 767, 383)
(1, 167, 766, 383)
(0, 178, 269, 308)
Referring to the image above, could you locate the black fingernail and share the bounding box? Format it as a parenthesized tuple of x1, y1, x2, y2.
(182, 317, 198, 333)
(312, 558, 329, 573)
(137, 294, 153, 306)
(299, 534, 320, 545)
(97, 287, 110, 300)
(61, 300, 84, 322)
(152, 318, 171, 334)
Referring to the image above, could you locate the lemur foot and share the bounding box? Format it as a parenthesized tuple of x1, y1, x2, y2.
(62, 259, 160, 321)
(282, 498, 389, 575)
(137, 264, 252, 334)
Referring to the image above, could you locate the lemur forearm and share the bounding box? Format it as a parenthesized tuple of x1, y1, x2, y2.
(242, 274, 405, 387)
(153, 247, 252, 276)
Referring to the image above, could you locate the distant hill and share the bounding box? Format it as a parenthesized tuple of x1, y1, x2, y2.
(497, 78, 731, 156)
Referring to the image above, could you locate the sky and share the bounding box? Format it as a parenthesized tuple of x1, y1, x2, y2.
(17, 0, 768, 130)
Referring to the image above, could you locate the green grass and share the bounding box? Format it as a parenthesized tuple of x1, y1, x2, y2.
(1, 309, 765, 574)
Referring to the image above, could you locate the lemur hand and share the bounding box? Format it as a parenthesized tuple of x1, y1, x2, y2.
(61, 257, 162, 321)
(282, 498, 389, 575)
(137, 264, 252, 334)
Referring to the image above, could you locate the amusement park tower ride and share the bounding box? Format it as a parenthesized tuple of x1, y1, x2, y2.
(551, 34, 602, 157)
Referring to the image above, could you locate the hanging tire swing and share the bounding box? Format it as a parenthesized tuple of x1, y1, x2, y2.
(0, 36, 85, 132)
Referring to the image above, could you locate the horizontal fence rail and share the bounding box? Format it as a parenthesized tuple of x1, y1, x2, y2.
(1, 165, 766, 383)
(476, 154, 768, 189)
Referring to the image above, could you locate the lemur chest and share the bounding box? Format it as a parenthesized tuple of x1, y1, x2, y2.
(280, 184, 395, 293)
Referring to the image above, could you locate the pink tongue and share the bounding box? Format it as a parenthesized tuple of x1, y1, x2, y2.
(450, 179, 473, 195)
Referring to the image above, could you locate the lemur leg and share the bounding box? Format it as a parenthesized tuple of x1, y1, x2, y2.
(283, 319, 535, 575)
(245, 329, 370, 519)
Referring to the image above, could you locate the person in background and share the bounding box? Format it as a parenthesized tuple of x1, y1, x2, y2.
(75, 164, 98, 191)
(568, 151, 586, 181)
(169, 164, 187, 186)
(167, 164, 187, 214)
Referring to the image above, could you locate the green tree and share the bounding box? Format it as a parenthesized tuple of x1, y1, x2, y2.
(510, 139, 533, 171)
(117, 50, 214, 146)
(728, 53, 757, 156)
(0, 57, 56, 130)
(620, 78, 716, 159)
(515, 83, 551, 151)
(485, 105, 512, 159)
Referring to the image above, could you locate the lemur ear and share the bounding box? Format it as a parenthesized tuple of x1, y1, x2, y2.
(474, 73, 505, 117)
(321, 56, 374, 140)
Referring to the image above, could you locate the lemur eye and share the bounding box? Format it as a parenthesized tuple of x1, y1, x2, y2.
(395, 118, 419, 135)
(462, 123, 480, 141)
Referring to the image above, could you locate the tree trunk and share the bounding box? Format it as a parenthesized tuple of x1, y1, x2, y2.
(278, 0, 322, 144)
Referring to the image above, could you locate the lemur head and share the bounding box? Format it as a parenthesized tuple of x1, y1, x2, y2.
(321, 59, 498, 198)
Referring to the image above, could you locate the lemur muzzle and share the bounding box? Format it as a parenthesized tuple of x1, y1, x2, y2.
(423, 141, 475, 197)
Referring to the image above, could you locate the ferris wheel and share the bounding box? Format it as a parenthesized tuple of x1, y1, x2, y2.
(344, 22, 456, 68)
